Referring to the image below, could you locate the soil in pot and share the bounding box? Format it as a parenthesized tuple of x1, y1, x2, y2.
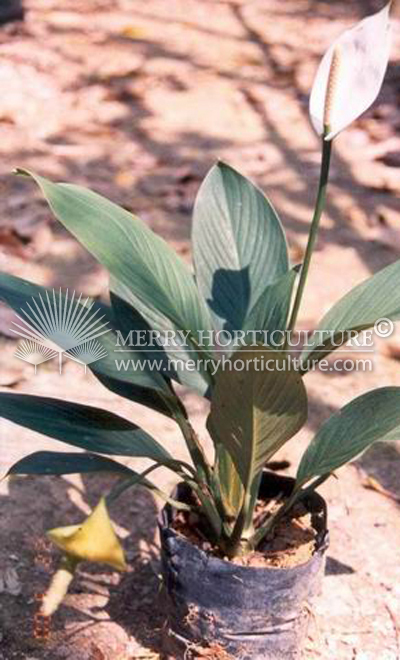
(172, 498, 318, 569)
(159, 472, 328, 660)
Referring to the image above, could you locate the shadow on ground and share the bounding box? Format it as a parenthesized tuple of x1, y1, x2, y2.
(357, 441, 400, 501)
(0, 472, 167, 658)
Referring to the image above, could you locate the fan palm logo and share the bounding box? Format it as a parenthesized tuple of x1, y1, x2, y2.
(11, 290, 110, 374)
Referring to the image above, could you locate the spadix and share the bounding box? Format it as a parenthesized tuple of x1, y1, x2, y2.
(310, 3, 391, 140)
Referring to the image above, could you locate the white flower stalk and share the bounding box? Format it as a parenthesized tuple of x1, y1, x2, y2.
(310, 3, 392, 140)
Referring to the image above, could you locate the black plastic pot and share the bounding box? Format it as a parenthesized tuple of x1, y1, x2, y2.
(0, 1, 24, 25)
(159, 471, 328, 660)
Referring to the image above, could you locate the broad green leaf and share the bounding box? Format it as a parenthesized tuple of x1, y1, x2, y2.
(214, 445, 244, 522)
(7, 451, 192, 512)
(207, 347, 307, 493)
(92, 367, 174, 417)
(297, 387, 400, 485)
(302, 260, 400, 369)
(107, 465, 192, 512)
(242, 267, 298, 334)
(6, 451, 133, 477)
(192, 162, 289, 332)
(110, 279, 211, 397)
(0, 271, 178, 417)
(0, 393, 172, 464)
(92, 330, 177, 416)
(17, 170, 212, 350)
(310, 3, 391, 140)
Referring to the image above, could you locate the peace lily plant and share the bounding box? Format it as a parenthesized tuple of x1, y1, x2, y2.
(0, 3, 398, 616)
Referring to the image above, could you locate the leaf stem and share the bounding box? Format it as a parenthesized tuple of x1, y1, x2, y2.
(286, 137, 332, 337)
(250, 472, 331, 548)
(175, 412, 213, 485)
(107, 464, 162, 504)
(297, 472, 332, 497)
(250, 487, 300, 548)
(225, 489, 252, 557)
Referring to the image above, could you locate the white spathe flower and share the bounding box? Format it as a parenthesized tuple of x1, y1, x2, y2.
(310, 3, 392, 140)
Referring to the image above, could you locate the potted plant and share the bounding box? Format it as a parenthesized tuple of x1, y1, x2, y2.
(0, 4, 397, 658)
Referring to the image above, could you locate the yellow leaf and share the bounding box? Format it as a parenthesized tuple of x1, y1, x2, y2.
(47, 498, 127, 571)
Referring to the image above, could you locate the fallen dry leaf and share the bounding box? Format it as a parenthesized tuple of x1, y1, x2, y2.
(360, 472, 400, 504)
(0, 567, 22, 596)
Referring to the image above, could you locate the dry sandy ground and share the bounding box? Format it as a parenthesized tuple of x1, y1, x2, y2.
(1, 0, 400, 658)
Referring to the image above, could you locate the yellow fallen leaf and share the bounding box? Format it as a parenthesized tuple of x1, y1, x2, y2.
(47, 497, 127, 571)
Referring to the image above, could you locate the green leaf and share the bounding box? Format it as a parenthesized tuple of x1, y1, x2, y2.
(6, 451, 133, 477)
(214, 445, 244, 521)
(0, 393, 173, 464)
(110, 279, 211, 397)
(17, 169, 212, 349)
(6, 451, 192, 512)
(242, 267, 298, 334)
(297, 387, 400, 485)
(0, 271, 178, 417)
(107, 465, 192, 511)
(207, 347, 307, 493)
(192, 161, 289, 332)
(93, 370, 174, 418)
(302, 260, 400, 369)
